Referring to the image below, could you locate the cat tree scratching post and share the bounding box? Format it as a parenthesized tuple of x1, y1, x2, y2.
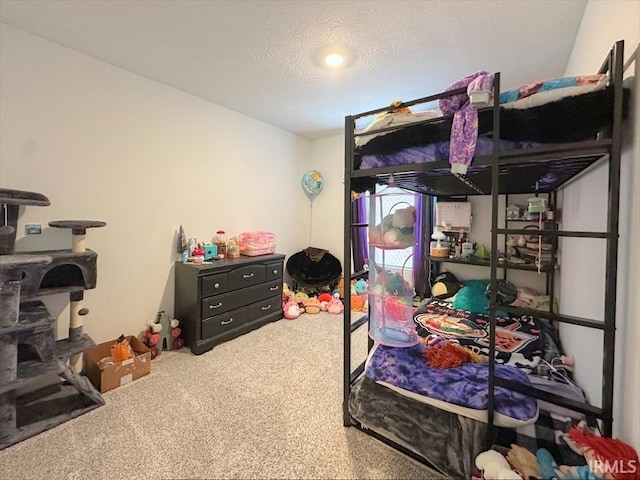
(0, 188, 106, 450)
(0, 255, 52, 445)
(49, 221, 106, 372)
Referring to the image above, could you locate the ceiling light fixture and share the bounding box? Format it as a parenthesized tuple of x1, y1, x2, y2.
(313, 44, 354, 71)
(324, 53, 344, 67)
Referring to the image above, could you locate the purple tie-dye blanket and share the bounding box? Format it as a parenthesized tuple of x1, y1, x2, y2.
(439, 71, 494, 174)
(366, 343, 538, 424)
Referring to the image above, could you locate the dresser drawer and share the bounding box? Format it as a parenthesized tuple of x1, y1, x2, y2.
(201, 273, 227, 297)
(252, 279, 282, 300)
(265, 262, 284, 282)
(228, 264, 266, 290)
(247, 295, 282, 321)
(202, 290, 247, 317)
(201, 306, 248, 339)
(201, 279, 282, 317)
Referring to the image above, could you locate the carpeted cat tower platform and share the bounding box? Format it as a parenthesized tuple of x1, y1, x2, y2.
(0, 188, 106, 450)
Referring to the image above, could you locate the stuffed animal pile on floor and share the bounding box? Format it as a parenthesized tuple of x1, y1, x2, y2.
(473, 426, 639, 480)
(281, 282, 344, 319)
(281, 274, 422, 320)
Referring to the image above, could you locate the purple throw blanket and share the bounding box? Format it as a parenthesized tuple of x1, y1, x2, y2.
(358, 137, 539, 170)
(439, 71, 494, 174)
(366, 343, 538, 423)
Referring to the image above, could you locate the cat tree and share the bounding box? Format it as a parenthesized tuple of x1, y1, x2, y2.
(0, 188, 106, 450)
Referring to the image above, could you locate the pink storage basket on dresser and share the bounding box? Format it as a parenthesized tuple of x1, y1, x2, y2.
(238, 231, 276, 256)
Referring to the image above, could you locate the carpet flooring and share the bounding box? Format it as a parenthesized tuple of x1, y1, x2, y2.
(0, 312, 443, 479)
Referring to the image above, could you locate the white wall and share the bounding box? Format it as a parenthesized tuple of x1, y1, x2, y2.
(0, 24, 311, 344)
(309, 134, 345, 262)
(560, 0, 639, 449)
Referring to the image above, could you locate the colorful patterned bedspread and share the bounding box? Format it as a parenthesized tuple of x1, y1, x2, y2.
(414, 299, 544, 372)
(366, 343, 538, 424)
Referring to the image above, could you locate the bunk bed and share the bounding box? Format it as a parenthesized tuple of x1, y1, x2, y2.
(342, 40, 626, 479)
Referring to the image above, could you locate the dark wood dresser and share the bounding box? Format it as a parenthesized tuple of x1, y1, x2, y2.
(174, 253, 284, 355)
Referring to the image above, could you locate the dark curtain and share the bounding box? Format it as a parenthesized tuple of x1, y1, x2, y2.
(414, 194, 434, 299)
(351, 194, 368, 273)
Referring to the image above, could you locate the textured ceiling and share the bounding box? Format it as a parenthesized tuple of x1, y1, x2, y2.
(0, 0, 588, 139)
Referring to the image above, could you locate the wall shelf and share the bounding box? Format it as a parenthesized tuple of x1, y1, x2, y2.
(427, 255, 554, 272)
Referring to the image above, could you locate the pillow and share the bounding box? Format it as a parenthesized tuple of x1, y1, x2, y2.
(452, 279, 491, 314)
(510, 287, 539, 307)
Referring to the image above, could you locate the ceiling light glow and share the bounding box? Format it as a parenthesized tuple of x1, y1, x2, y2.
(324, 53, 344, 67)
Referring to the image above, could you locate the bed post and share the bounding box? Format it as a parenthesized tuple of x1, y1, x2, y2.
(343, 114, 355, 427)
(487, 71, 501, 444)
(601, 39, 624, 437)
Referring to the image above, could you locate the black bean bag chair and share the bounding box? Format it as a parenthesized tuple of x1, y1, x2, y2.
(286, 247, 342, 294)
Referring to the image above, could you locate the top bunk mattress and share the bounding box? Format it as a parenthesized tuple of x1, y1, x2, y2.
(354, 85, 618, 171)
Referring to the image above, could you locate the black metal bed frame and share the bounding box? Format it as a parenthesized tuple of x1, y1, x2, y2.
(342, 40, 624, 468)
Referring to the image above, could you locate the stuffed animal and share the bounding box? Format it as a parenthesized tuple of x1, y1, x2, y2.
(336, 276, 345, 298)
(431, 271, 463, 300)
(361, 295, 369, 313)
(354, 279, 368, 295)
(541, 426, 640, 480)
(373, 271, 412, 296)
(295, 291, 309, 312)
(318, 292, 332, 311)
(368, 206, 416, 247)
(318, 292, 332, 303)
(282, 289, 295, 304)
(294, 291, 309, 303)
(304, 297, 321, 314)
(327, 293, 344, 314)
(475, 450, 522, 480)
(506, 444, 540, 480)
(351, 295, 364, 312)
(282, 283, 295, 303)
(283, 300, 300, 320)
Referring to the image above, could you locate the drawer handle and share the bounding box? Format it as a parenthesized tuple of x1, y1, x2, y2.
(213, 282, 220, 289)
(272, 269, 278, 274)
(261, 305, 271, 311)
(243, 273, 254, 279)
(269, 286, 279, 291)
(221, 318, 233, 325)
(209, 302, 223, 309)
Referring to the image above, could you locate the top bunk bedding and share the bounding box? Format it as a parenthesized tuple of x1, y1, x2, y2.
(353, 76, 619, 170)
(347, 41, 628, 195)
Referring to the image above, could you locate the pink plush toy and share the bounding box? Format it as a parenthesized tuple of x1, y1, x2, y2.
(327, 293, 344, 314)
(283, 300, 300, 320)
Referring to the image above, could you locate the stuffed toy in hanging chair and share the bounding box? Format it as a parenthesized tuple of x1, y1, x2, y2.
(368, 206, 417, 247)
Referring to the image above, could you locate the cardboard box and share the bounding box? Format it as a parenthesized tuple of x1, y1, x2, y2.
(84, 335, 151, 393)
